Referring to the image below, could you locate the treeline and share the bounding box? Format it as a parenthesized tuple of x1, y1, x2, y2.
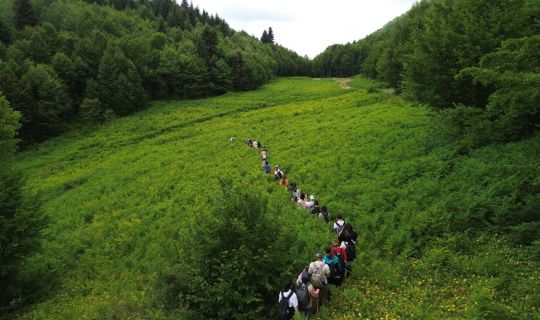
(0, 0, 310, 144)
(312, 0, 539, 146)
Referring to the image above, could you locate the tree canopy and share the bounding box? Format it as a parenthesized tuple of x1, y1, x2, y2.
(312, 0, 539, 144)
(0, 0, 310, 144)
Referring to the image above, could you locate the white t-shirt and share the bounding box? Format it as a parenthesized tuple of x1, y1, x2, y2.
(333, 219, 345, 232)
(305, 200, 314, 209)
(278, 290, 298, 308)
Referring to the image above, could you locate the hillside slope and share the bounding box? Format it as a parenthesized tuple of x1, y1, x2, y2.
(12, 77, 540, 319)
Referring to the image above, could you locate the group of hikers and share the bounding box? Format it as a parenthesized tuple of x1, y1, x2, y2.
(245, 138, 359, 319)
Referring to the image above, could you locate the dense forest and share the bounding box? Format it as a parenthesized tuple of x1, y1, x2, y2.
(312, 0, 539, 146)
(0, 0, 310, 144)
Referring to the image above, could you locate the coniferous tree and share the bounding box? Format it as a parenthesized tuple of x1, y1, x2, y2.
(197, 25, 219, 62)
(260, 29, 268, 43)
(86, 44, 145, 116)
(261, 27, 275, 44)
(0, 19, 11, 44)
(17, 64, 71, 141)
(0, 95, 44, 311)
(267, 27, 275, 44)
(0, 0, 309, 144)
(0, 96, 20, 157)
(14, 0, 38, 30)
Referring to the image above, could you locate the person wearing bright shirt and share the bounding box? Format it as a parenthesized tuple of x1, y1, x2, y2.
(330, 239, 347, 262)
(333, 213, 345, 233)
(304, 195, 315, 210)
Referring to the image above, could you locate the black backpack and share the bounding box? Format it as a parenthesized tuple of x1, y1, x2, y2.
(295, 283, 310, 309)
(322, 212, 330, 223)
(277, 291, 294, 320)
(327, 257, 344, 286)
(345, 241, 356, 262)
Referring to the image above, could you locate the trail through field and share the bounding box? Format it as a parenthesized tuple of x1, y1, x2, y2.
(247, 139, 356, 315)
(311, 78, 352, 89)
(335, 78, 352, 89)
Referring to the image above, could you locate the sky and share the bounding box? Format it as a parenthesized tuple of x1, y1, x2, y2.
(193, 0, 419, 58)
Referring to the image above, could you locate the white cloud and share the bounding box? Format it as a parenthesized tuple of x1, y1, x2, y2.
(193, 0, 418, 58)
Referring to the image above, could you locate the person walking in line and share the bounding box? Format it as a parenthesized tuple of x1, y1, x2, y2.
(308, 252, 330, 306)
(297, 192, 306, 208)
(262, 160, 271, 174)
(333, 213, 345, 234)
(260, 146, 268, 160)
(277, 280, 299, 320)
(305, 195, 315, 210)
(311, 200, 321, 215)
(319, 206, 330, 223)
(296, 271, 320, 317)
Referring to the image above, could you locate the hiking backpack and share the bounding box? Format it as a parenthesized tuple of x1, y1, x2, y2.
(295, 283, 310, 309)
(345, 241, 356, 262)
(277, 291, 294, 320)
(322, 212, 330, 223)
(311, 262, 326, 288)
(326, 257, 344, 286)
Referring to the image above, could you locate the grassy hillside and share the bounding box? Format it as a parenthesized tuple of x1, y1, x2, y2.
(12, 77, 540, 319)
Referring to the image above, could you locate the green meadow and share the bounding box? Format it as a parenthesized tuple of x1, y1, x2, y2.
(12, 77, 540, 319)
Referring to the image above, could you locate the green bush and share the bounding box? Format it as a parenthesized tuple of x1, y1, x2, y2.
(155, 179, 324, 319)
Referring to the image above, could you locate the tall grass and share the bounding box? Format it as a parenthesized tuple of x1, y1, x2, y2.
(11, 76, 539, 319)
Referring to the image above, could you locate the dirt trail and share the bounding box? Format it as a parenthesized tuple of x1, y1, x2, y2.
(312, 77, 352, 89)
(335, 78, 352, 89)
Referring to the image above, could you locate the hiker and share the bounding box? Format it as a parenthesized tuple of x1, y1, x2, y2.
(305, 195, 315, 210)
(262, 160, 271, 174)
(287, 182, 297, 193)
(274, 165, 284, 180)
(323, 247, 345, 287)
(280, 175, 289, 188)
(296, 266, 309, 285)
(331, 239, 348, 263)
(293, 186, 301, 200)
(308, 252, 330, 305)
(319, 206, 330, 223)
(263, 160, 272, 174)
(296, 271, 320, 317)
(253, 140, 259, 148)
(274, 165, 288, 186)
(338, 223, 358, 245)
(288, 182, 299, 202)
(338, 223, 358, 263)
(333, 214, 345, 234)
(297, 193, 306, 208)
(260, 146, 268, 160)
(277, 279, 299, 320)
(311, 200, 321, 215)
